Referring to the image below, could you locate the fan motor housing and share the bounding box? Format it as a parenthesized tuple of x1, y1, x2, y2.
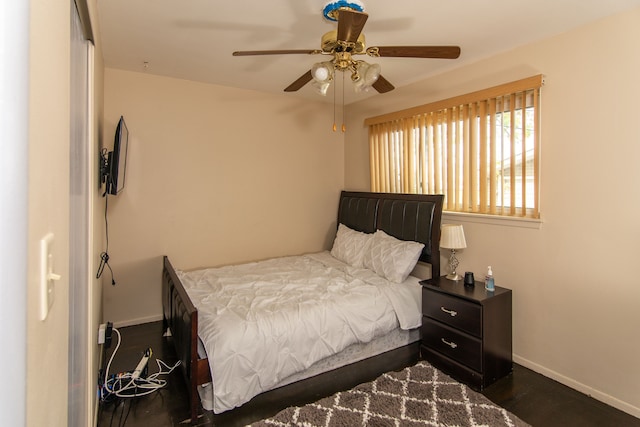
(321, 30, 365, 54)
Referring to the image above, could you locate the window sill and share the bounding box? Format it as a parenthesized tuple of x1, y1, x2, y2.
(442, 211, 543, 229)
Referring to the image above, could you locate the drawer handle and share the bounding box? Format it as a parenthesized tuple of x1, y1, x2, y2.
(441, 338, 458, 349)
(440, 307, 458, 317)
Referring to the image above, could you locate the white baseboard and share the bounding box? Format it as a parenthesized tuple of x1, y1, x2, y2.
(513, 354, 640, 419)
(111, 314, 163, 329)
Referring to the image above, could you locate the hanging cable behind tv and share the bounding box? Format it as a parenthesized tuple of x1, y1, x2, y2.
(96, 192, 115, 285)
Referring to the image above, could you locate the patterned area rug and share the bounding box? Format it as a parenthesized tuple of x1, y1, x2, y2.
(247, 361, 530, 427)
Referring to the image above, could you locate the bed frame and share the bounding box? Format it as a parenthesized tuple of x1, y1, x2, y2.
(162, 191, 443, 424)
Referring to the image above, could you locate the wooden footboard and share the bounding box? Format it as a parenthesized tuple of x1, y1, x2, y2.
(162, 256, 211, 423)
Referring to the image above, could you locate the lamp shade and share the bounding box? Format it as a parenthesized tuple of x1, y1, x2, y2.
(311, 62, 335, 96)
(311, 81, 330, 96)
(440, 224, 467, 249)
(312, 62, 334, 83)
(354, 62, 381, 93)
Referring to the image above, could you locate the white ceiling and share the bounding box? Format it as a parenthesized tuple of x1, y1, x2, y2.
(97, 0, 640, 104)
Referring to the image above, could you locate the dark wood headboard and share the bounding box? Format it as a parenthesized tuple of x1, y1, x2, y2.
(337, 191, 444, 278)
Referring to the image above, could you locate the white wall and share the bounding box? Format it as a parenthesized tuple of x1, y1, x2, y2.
(102, 69, 345, 325)
(26, 0, 71, 425)
(20, 1, 105, 426)
(345, 7, 640, 417)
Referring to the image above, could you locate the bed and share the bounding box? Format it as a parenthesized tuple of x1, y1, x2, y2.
(162, 191, 443, 424)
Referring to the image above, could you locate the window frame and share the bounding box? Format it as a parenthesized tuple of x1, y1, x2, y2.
(365, 75, 544, 220)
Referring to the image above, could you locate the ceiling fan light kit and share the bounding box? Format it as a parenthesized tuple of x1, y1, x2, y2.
(311, 61, 334, 95)
(312, 62, 334, 82)
(353, 62, 381, 93)
(232, 1, 461, 96)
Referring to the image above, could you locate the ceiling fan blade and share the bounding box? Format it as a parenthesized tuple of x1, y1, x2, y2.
(233, 49, 319, 56)
(371, 46, 461, 59)
(337, 9, 368, 44)
(372, 75, 395, 93)
(284, 70, 313, 92)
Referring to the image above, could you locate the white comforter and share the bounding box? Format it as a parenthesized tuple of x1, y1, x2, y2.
(177, 251, 422, 413)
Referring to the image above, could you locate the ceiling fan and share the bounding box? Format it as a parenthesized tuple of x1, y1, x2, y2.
(232, 1, 461, 96)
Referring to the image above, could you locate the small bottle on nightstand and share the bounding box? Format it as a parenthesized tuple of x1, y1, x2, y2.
(485, 266, 495, 291)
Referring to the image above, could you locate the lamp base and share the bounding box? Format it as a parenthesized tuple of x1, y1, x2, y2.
(445, 273, 463, 281)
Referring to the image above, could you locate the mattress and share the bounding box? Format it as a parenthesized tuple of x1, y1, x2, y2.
(178, 251, 423, 413)
(196, 327, 420, 411)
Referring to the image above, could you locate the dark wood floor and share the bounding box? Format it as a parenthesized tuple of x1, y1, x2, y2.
(97, 321, 640, 427)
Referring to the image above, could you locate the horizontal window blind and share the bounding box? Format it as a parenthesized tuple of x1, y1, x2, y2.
(367, 75, 543, 219)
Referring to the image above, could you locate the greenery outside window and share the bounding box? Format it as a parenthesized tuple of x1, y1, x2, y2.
(365, 75, 543, 219)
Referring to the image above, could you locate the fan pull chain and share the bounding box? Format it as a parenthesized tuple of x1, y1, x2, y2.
(333, 79, 337, 132)
(332, 73, 347, 132)
(342, 73, 346, 132)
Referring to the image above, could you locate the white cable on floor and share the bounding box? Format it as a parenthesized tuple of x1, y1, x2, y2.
(102, 328, 181, 399)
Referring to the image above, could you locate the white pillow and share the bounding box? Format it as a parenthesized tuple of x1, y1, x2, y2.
(363, 229, 425, 283)
(330, 224, 372, 268)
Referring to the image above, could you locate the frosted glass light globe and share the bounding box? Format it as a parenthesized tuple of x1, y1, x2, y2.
(313, 67, 329, 81)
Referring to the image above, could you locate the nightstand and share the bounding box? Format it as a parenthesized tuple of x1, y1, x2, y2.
(420, 276, 512, 390)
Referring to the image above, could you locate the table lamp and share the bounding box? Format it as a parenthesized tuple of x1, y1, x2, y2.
(440, 224, 467, 281)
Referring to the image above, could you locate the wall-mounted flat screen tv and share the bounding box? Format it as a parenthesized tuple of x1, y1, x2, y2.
(103, 116, 129, 196)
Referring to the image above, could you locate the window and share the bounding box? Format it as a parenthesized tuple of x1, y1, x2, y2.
(366, 75, 543, 219)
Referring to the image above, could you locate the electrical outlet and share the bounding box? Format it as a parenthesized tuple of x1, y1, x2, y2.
(98, 322, 113, 346)
(98, 323, 106, 344)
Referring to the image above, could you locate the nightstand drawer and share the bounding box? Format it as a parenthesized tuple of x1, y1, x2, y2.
(423, 289, 482, 337)
(421, 318, 482, 372)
